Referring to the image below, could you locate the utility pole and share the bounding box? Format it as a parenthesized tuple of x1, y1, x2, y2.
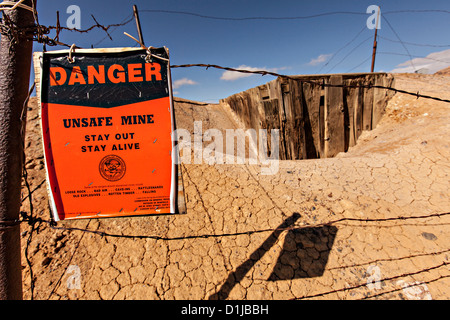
(370, 6, 381, 73)
(133, 4, 145, 47)
(0, 0, 36, 300)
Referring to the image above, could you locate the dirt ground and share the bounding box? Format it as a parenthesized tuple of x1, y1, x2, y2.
(19, 73, 450, 300)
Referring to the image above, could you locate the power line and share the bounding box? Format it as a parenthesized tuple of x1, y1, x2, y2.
(377, 35, 450, 48)
(318, 25, 368, 74)
(325, 35, 373, 73)
(346, 55, 373, 73)
(382, 15, 416, 71)
(378, 51, 450, 65)
(139, 8, 450, 21)
(139, 9, 366, 21)
(384, 9, 450, 15)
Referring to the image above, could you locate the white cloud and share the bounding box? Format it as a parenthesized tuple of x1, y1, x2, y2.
(220, 65, 286, 81)
(390, 49, 450, 74)
(307, 54, 332, 66)
(173, 78, 198, 89)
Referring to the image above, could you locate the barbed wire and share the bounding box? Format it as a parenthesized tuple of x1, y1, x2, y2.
(46, 14, 134, 35)
(19, 172, 450, 300)
(170, 63, 450, 103)
(92, 13, 134, 47)
(19, 196, 450, 242)
(0, 9, 134, 49)
(292, 261, 449, 300)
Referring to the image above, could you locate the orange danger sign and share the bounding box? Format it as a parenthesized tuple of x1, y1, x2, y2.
(37, 47, 177, 221)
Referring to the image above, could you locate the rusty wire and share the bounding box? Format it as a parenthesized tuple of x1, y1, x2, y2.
(292, 261, 450, 300)
(171, 63, 450, 104)
(0, 9, 133, 48)
(18, 210, 450, 242)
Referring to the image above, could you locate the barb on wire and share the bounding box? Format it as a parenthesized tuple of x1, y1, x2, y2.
(93, 13, 133, 47)
(90, 14, 112, 41)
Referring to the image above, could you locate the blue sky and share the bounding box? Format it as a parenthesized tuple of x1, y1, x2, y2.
(31, 0, 450, 102)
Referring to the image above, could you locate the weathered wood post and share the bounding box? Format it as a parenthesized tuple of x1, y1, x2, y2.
(324, 75, 344, 158)
(133, 5, 145, 47)
(370, 6, 381, 73)
(0, 0, 36, 300)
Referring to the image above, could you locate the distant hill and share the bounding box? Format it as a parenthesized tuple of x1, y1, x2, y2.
(435, 66, 450, 76)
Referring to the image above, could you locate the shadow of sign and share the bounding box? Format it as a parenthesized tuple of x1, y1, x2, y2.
(209, 213, 338, 300)
(268, 225, 338, 280)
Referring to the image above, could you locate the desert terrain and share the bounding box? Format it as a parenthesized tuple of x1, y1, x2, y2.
(19, 72, 450, 300)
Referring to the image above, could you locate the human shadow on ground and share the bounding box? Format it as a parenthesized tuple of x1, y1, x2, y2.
(209, 213, 337, 300)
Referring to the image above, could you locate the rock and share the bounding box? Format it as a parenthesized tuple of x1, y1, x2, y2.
(41, 256, 52, 266)
(421, 232, 437, 241)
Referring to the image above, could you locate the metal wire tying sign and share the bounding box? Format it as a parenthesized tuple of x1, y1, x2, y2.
(35, 47, 178, 221)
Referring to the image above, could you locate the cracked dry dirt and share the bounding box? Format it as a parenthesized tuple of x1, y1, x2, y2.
(20, 73, 449, 300)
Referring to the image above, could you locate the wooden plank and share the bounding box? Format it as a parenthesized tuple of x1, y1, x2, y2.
(175, 163, 187, 215)
(318, 87, 325, 158)
(346, 80, 357, 148)
(33, 52, 43, 103)
(279, 79, 290, 160)
(283, 79, 306, 160)
(261, 98, 281, 158)
(324, 75, 345, 158)
(295, 80, 307, 159)
(354, 85, 363, 142)
(300, 81, 320, 158)
(258, 85, 270, 100)
(372, 74, 386, 128)
(222, 73, 393, 160)
(362, 77, 374, 131)
(282, 80, 294, 160)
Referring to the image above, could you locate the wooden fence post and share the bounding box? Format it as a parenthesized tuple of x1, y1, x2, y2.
(0, 0, 36, 300)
